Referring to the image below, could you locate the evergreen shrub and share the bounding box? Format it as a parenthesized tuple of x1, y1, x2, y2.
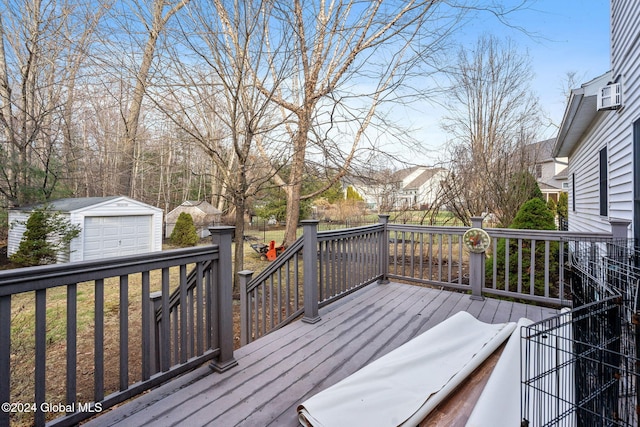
(170, 212, 199, 247)
(11, 206, 81, 266)
(487, 198, 559, 297)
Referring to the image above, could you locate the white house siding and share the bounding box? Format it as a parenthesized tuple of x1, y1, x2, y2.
(610, 0, 640, 236)
(561, 0, 640, 238)
(608, 119, 633, 222)
(568, 112, 613, 234)
(611, 1, 640, 73)
(7, 211, 30, 257)
(417, 169, 448, 208)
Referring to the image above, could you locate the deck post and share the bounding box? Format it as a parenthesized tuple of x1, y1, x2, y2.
(469, 216, 485, 301)
(302, 220, 321, 324)
(378, 215, 390, 284)
(609, 219, 630, 239)
(209, 226, 238, 373)
(238, 270, 254, 346)
(608, 219, 631, 269)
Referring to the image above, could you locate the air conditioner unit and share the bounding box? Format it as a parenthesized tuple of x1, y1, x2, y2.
(597, 82, 622, 110)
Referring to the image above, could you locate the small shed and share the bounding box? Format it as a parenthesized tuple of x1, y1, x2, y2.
(165, 201, 222, 239)
(8, 196, 163, 263)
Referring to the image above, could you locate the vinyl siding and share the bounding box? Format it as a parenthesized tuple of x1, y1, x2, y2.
(567, 0, 640, 237)
(568, 112, 613, 234)
(611, 0, 640, 74)
(7, 197, 162, 264)
(7, 212, 30, 256)
(610, 0, 640, 235)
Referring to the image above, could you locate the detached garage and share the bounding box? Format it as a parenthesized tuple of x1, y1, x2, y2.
(8, 196, 163, 263)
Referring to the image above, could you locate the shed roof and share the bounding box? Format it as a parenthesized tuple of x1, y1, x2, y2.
(167, 200, 222, 217)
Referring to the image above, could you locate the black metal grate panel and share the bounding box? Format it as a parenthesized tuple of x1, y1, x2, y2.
(522, 239, 640, 426)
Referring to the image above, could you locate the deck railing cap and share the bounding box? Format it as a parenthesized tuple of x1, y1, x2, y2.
(301, 219, 320, 225)
(208, 225, 235, 233)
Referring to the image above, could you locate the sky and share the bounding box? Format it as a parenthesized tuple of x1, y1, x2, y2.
(405, 0, 611, 165)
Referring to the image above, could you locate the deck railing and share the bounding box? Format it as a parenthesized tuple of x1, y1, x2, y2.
(387, 223, 467, 292)
(239, 220, 387, 344)
(387, 221, 617, 306)
(240, 216, 624, 344)
(0, 227, 236, 427)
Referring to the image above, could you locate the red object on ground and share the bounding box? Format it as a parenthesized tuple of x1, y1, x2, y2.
(265, 240, 285, 261)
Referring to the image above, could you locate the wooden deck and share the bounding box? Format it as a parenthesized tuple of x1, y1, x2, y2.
(85, 282, 559, 427)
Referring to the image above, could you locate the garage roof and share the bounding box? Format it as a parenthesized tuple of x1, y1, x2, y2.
(12, 196, 160, 213)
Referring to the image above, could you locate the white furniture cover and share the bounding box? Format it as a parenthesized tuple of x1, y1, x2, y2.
(297, 311, 517, 427)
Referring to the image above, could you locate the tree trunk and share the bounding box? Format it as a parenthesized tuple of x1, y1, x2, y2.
(118, 0, 189, 197)
(283, 114, 310, 245)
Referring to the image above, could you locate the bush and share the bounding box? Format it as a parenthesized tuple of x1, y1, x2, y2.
(557, 192, 568, 221)
(510, 198, 556, 230)
(10, 205, 81, 266)
(488, 198, 559, 296)
(547, 198, 557, 219)
(170, 212, 199, 247)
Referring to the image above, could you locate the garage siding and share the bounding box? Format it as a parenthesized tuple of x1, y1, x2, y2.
(9, 197, 163, 264)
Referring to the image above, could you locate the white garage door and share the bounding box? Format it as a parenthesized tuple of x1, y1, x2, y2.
(83, 216, 152, 260)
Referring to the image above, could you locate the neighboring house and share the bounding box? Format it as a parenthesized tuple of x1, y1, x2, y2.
(165, 200, 222, 238)
(524, 138, 568, 203)
(553, 0, 638, 238)
(343, 175, 387, 210)
(391, 167, 448, 210)
(345, 166, 447, 211)
(8, 196, 163, 263)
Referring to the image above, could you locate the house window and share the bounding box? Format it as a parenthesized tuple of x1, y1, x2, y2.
(599, 147, 608, 216)
(572, 173, 575, 212)
(535, 164, 542, 179)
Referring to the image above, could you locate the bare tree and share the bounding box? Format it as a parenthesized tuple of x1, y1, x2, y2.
(251, 1, 461, 244)
(243, 1, 534, 245)
(151, 0, 287, 279)
(440, 35, 542, 226)
(0, 0, 105, 206)
(105, 0, 189, 197)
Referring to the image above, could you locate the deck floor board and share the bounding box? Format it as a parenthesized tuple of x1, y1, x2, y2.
(85, 282, 559, 427)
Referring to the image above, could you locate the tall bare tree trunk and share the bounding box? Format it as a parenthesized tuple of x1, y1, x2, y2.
(118, 0, 189, 197)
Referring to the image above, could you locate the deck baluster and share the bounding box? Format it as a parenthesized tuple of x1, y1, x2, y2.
(238, 270, 254, 346)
